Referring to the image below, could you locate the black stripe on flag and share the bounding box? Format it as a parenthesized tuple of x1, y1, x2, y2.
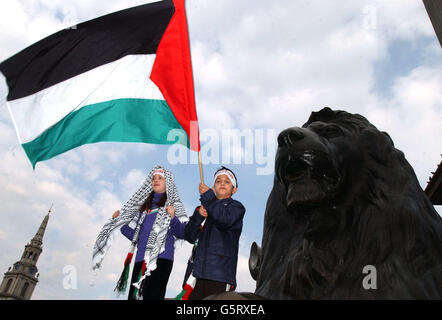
(0, 0, 175, 101)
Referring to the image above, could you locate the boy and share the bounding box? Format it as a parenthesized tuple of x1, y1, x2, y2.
(184, 166, 246, 300)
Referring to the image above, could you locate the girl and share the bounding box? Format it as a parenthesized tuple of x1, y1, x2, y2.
(92, 165, 188, 300)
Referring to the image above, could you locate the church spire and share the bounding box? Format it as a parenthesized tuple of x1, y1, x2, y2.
(0, 206, 52, 300)
(31, 205, 52, 247)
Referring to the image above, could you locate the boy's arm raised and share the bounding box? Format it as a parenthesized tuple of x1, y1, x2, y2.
(184, 207, 205, 244)
(200, 190, 245, 230)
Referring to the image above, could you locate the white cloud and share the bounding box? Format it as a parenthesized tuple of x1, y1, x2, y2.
(370, 0, 434, 41)
(189, 1, 389, 133)
(366, 64, 442, 189)
(236, 240, 257, 293)
(119, 168, 146, 203)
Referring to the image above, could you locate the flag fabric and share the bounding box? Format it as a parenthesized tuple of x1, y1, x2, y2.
(174, 274, 197, 300)
(0, 0, 199, 168)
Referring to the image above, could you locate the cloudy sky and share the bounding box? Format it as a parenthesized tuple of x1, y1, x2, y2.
(0, 0, 441, 300)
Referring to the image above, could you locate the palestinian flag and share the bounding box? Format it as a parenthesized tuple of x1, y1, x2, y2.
(174, 274, 197, 300)
(0, 0, 200, 168)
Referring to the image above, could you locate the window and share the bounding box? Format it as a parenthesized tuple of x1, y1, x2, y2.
(4, 279, 12, 293)
(28, 267, 36, 275)
(20, 282, 29, 298)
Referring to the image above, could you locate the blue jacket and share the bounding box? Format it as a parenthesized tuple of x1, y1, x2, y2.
(184, 189, 246, 286)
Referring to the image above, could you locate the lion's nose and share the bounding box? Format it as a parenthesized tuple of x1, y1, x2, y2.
(278, 128, 304, 147)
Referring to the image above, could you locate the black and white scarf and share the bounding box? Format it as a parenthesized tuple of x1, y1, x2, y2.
(92, 165, 188, 287)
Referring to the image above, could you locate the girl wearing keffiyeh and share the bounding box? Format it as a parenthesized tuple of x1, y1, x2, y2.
(92, 165, 188, 300)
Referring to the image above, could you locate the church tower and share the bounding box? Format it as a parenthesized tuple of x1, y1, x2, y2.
(0, 207, 52, 300)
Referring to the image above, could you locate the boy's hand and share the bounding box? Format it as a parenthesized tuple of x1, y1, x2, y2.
(199, 205, 208, 218)
(166, 205, 175, 219)
(112, 210, 120, 219)
(199, 183, 210, 195)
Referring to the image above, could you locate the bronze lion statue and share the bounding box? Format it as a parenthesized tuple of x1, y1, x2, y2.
(247, 107, 442, 299)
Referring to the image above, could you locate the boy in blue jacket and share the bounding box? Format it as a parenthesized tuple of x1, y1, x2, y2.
(184, 166, 246, 300)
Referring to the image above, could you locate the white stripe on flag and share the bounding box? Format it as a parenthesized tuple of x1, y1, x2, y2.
(7, 54, 164, 144)
(6, 101, 22, 144)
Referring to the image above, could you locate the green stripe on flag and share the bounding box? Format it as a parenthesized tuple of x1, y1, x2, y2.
(22, 98, 189, 168)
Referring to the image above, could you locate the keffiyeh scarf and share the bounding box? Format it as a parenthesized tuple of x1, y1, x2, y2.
(92, 165, 188, 292)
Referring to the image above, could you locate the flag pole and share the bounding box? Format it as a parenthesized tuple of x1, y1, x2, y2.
(198, 151, 204, 184)
(182, 0, 204, 184)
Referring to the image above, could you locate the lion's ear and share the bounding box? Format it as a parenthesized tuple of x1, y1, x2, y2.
(360, 128, 394, 162)
(381, 131, 395, 147)
(304, 107, 336, 126)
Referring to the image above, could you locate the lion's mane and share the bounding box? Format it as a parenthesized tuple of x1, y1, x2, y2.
(252, 108, 442, 299)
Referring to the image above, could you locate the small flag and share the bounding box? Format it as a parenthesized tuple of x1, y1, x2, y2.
(0, 0, 199, 168)
(174, 274, 197, 300)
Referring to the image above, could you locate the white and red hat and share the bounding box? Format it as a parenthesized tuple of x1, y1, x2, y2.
(214, 167, 237, 188)
(153, 168, 165, 178)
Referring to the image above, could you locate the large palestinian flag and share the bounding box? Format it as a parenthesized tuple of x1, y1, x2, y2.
(0, 0, 199, 168)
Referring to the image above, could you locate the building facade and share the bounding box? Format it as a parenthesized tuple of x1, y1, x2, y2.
(423, 0, 442, 47)
(0, 208, 51, 300)
(425, 157, 442, 205)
